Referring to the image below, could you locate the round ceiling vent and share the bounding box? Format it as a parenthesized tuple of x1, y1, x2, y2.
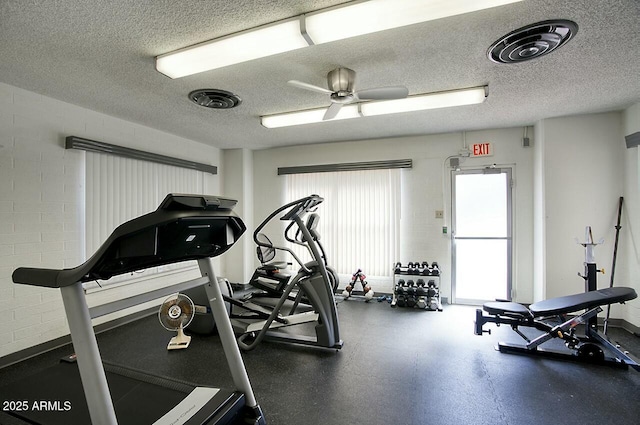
(488, 20, 578, 64)
(188, 89, 242, 109)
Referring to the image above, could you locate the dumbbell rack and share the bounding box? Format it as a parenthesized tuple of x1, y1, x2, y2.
(391, 262, 443, 311)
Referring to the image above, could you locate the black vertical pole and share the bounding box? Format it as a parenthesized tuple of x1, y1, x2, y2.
(604, 196, 624, 335)
(586, 262, 598, 335)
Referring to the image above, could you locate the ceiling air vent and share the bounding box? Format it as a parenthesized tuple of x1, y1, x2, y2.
(488, 20, 578, 64)
(188, 89, 242, 109)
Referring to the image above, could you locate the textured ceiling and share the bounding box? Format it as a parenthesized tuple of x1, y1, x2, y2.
(1, 0, 639, 149)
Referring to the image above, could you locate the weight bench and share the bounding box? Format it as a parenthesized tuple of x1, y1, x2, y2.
(474, 287, 640, 370)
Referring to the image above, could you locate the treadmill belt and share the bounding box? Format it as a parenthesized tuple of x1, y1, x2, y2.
(0, 361, 244, 425)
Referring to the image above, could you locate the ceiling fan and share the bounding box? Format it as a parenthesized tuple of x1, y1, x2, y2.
(288, 67, 409, 120)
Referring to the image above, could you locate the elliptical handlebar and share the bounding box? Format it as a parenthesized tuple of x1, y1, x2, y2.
(279, 194, 323, 221)
(252, 194, 323, 246)
(284, 221, 300, 245)
(252, 195, 324, 274)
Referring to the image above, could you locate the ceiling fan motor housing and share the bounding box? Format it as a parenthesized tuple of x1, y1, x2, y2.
(488, 20, 578, 64)
(328, 67, 356, 94)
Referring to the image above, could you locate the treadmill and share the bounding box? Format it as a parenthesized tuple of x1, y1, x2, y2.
(5, 194, 266, 425)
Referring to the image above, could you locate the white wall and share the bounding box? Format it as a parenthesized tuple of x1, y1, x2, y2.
(539, 112, 625, 301)
(0, 82, 221, 358)
(222, 148, 254, 284)
(622, 102, 640, 327)
(532, 119, 546, 302)
(253, 127, 535, 299)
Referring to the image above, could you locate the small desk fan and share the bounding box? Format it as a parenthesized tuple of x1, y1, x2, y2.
(159, 293, 195, 350)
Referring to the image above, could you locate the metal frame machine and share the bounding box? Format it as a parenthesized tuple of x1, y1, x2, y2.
(8, 194, 266, 425)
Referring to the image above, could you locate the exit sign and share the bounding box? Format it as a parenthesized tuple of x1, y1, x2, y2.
(471, 142, 493, 157)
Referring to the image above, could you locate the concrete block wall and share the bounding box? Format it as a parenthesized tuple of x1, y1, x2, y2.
(0, 82, 220, 358)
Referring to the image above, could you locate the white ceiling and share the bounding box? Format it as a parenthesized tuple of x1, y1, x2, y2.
(1, 0, 638, 149)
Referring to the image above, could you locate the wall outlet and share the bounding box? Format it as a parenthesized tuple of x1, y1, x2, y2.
(435, 210, 444, 219)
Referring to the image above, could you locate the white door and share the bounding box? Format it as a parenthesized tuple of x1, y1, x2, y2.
(452, 168, 512, 304)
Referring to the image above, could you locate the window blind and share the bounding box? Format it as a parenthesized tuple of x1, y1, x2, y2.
(285, 168, 401, 277)
(85, 151, 205, 285)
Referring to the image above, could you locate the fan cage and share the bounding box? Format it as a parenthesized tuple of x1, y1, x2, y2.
(158, 293, 195, 331)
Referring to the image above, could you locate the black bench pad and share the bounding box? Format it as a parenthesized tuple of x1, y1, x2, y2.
(483, 287, 637, 318)
(530, 286, 636, 316)
(483, 301, 531, 317)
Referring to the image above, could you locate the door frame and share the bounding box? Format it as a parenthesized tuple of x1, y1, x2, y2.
(451, 167, 513, 304)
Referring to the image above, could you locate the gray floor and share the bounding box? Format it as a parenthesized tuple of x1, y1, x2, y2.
(2, 298, 640, 425)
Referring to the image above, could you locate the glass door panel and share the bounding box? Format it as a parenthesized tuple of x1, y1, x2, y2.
(452, 169, 512, 304)
(454, 239, 508, 301)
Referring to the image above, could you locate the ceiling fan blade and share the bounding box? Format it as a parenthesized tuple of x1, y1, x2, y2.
(323, 102, 343, 120)
(355, 86, 409, 100)
(288, 80, 333, 95)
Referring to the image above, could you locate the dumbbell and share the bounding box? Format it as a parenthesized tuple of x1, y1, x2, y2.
(416, 297, 427, 309)
(406, 295, 417, 308)
(430, 262, 440, 276)
(407, 263, 419, 274)
(428, 299, 439, 310)
(405, 262, 413, 274)
(413, 261, 422, 274)
(394, 262, 403, 274)
(397, 295, 406, 307)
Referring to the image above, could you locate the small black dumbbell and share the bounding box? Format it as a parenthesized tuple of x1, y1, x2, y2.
(394, 262, 402, 274)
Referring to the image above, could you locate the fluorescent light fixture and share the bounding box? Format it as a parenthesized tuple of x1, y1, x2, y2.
(305, 0, 523, 44)
(361, 86, 487, 116)
(156, 18, 309, 78)
(262, 105, 360, 128)
(261, 86, 487, 128)
(156, 0, 523, 78)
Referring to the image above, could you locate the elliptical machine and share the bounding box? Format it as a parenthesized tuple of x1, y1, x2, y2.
(280, 211, 340, 294)
(192, 195, 343, 351)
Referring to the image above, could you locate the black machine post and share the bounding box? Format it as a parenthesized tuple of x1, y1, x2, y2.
(604, 197, 624, 335)
(578, 226, 603, 334)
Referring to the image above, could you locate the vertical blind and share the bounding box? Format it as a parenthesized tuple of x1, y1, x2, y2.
(85, 152, 205, 281)
(286, 168, 401, 277)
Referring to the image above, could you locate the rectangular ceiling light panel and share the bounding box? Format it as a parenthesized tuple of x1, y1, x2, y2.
(156, 18, 309, 78)
(304, 0, 523, 44)
(156, 0, 523, 78)
(261, 105, 360, 128)
(261, 86, 487, 128)
(360, 86, 487, 116)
